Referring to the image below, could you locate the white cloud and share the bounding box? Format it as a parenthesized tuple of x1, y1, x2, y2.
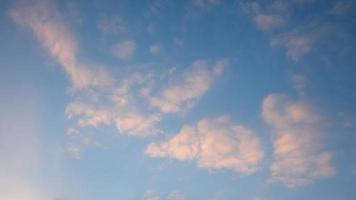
(9, 0, 111, 89)
(271, 33, 313, 61)
(113, 40, 136, 60)
(195, 0, 221, 7)
(262, 94, 335, 187)
(115, 112, 161, 137)
(254, 197, 267, 200)
(242, 1, 314, 61)
(150, 43, 162, 54)
(97, 15, 126, 35)
(9, 0, 226, 158)
(146, 125, 199, 161)
(242, 1, 287, 31)
(241, 1, 327, 61)
(292, 74, 307, 95)
(143, 190, 187, 200)
(146, 116, 264, 174)
(64, 58, 225, 157)
(143, 190, 161, 200)
(146, 59, 226, 113)
(63, 73, 161, 158)
(167, 191, 187, 200)
(254, 14, 285, 31)
(66, 101, 112, 127)
(66, 73, 161, 136)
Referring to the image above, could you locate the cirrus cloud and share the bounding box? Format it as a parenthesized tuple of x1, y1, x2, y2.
(9, 0, 111, 89)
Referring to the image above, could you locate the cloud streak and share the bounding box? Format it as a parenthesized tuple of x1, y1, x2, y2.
(9, 0, 111, 89)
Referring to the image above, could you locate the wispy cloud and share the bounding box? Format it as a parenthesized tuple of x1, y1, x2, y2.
(242, 1, 287, 31)
(150, 43, 162, 55)
(241, 0, 352, 61)
(112, 40, 136, 60)
(97, 15, 127, 35)
(146, 116, 263, 174)
(9, 0, 227, 159)
(271, 33, 313, 61)
(66, 101, 112, 128)
(292, 74, 308, 95)
(262, 94, 335, 187)
(146, 59, 226, 113)
(143, 190, 187, 200)
(9, 0, 111, 89)
(195, 0, 221, 7)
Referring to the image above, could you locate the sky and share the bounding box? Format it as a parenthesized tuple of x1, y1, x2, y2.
(1, 0, 356, 199)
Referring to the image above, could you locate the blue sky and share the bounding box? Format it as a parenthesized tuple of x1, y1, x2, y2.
(1, 0, 356, 199)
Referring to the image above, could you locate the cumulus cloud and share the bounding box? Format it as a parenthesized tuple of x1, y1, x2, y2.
(146, 59, 226, 113)
(146, 116, 263, 174)
(9, 0, 111, 89)
(113, 40, 136, 60)
(262, 94, 335, 187)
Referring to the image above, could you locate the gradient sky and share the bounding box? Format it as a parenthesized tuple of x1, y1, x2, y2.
(1, 0, 356, 199)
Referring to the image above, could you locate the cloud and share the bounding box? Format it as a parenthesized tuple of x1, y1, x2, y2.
(143, 190, 187, 200)
(97, 15, 127, 35)
(66, 101, 112, 127)
(254, 14, 285, 31)
(271, 33, 313, 60)
(66, 73, 161, 136)
(146, 59, 226, 113)
(146, 116, 263, 174)
(241, 0, 336, 61)
(150, 44, 162, 54)
(195, 0, 221, 7)
(9, 0, 111, 89)
(292, 74, 307, 95)
(115, 112, 161, 137)
(262, 94, 335, 187)
(242, 1, 288, 31)
(64, 58, 224, 158)
(9, 1, 226, 159)
(113, 40, 136, 60)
